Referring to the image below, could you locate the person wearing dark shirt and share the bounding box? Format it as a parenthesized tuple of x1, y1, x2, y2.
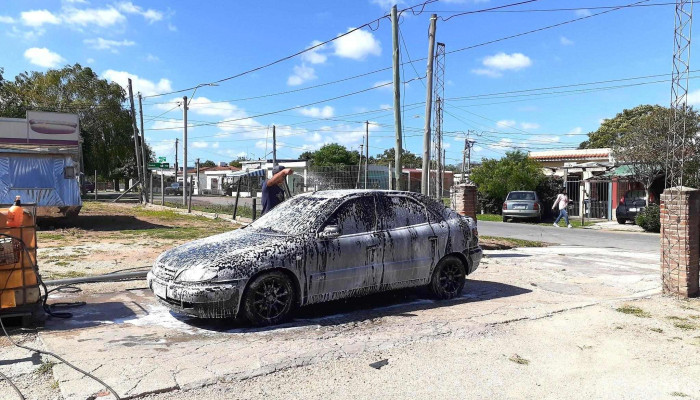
(261, 165, 293, 215)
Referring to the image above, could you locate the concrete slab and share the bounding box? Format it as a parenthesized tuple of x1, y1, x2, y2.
(38, 245, 660, 399)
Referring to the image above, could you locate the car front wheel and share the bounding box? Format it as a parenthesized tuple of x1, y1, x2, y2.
(617, 218, 626, 224)
(429, 256, 466, 300)
(242, 271, 295, 326)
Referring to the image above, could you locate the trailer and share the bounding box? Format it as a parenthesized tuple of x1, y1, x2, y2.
(0, 111, 82, 217)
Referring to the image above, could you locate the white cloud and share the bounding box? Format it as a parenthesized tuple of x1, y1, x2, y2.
(299, 106, 334, 118)
(0, 16, 15, 24)
(560, 36, 574, 46)
(301, 40, 328, 64)
(23, 47, 65, 68)
(483, 52, 532, 70)
(488, 138, 515, 150)
(528, 135, 560, 144)
(192, 141, 210, 148)
(379, 104, 392, 110)
(117, 2, 164, 23)
(371, 0, 404, 9)
(471, 68, 502, 78)
(188, 97, 246, 118)
(62, 7, 126, 27)
(575, 9, 592, 17)
(146, 54, 159, 62)
(287, 64, 316, 86)
(102, 70, 172, 96)
(21, 10, 60, 27)
(84, 37, 135, 51)
(520, 122, 540, 130)
(168, 23, 177, 31)
(566, 127, 583, 137)
(9, 26, 44, 40)
(333, 28, 381, 60)
(687, 90, 700, 105)
(496, 120, 516, 128)
(373, 80, 393, 90)
(86, 57, 95, 64)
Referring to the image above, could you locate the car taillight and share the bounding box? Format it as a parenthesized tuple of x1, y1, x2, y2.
(534, 202, 540, 210)
(620, 197, 625, 205)
(502, 202, 507, 210)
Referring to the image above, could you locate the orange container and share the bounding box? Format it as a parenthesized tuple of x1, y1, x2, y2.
(0, 205, 39, 311)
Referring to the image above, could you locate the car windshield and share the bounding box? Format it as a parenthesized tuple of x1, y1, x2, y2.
(507, 192, 535, 201)
(626, 190, 646, 200)
(248, 195, 332, 235)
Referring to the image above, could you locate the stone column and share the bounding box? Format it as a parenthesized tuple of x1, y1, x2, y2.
(452, 183, 478, 220)
(660, 186, 700, 297)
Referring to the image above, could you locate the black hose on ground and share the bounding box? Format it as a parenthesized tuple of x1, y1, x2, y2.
(0, 369, 25, 400)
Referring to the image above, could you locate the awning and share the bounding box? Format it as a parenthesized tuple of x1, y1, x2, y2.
(226, 168, 266, 178)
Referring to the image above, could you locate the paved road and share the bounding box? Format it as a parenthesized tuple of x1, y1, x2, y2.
(478, 220, 660, 254)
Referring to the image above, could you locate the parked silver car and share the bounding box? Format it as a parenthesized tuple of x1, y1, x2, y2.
(147, 190, 482, 326)
(502, 191, 542, 222)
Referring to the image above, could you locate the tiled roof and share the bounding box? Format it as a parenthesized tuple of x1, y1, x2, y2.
(530, 153, 609, 161)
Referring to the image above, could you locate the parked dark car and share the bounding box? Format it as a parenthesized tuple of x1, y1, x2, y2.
(147, 190, 482, 326)
(81, 181, 95, 195)
(616, 190, 650, 224)
(502, 191, 542, 222)
(164, 182, 192, 196)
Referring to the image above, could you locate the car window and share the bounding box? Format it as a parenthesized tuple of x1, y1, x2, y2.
(376, 196, 429, 230)
(251, 195, 332, 235)
(324, 196, 375, 236)
(626, 190, 646, 200)
(507, 192, 536, 201)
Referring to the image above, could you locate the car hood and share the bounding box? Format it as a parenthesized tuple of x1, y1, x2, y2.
(154, 228, 306, 280)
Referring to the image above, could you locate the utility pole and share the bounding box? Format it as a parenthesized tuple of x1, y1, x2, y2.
(127, 78, 143, 202)
(421, 14, 437, 196)
(196, 158, 200, 196)
(433, 42, 446, 199)
(138, 93, 149, 203)
(365, 121, 369, 189)
(462, 138, 468, 177)
(272, 125, 277, 167)
(391, 5, 403, 191)
(435, 99, 443, 199)
(182, 96, 188, 206)
(174, 138, 179, 189)
(356, 142, 364, 189)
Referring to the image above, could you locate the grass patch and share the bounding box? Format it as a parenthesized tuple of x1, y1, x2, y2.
(477, 214, 503, 222)
(673, 321, 697, 331)
(667, 316, 688, 321)
(616, 305, 651, 318)
(36, 360, 56, 375)
(119, 225, 234, 240)
(50, 380, 60, 390)
(478, 213, 594, 228)
(480, 236, 546, 249)
(508, 354, 530, 365)
(671, 392, 689, 397)
(46, 270, 87, 279)
(163, 202, 254, 219)
(650, 328, 664, 333)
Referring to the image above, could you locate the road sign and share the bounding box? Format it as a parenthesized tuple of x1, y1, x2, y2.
(148, 162, 170, 169)
(158, 156, 166, 162)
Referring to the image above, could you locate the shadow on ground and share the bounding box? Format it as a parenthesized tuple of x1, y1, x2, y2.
(38, 215, 168, 231)
(181, 280, 532, 333)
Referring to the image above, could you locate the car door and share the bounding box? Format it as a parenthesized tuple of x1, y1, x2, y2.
(376, 194, 436, 289)
(306, 195, 383, 303)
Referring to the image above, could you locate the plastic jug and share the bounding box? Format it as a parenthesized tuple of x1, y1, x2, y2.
(6, 196, 23, 228)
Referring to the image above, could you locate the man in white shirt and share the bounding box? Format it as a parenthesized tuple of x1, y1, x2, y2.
(552, 189, 573, 228)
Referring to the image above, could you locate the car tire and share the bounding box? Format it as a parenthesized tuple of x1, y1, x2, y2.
(242, 271, 295, 326)
(429, 255, 466, 300)
(502, 216, 507, 222)
(617, 218, 626, 225)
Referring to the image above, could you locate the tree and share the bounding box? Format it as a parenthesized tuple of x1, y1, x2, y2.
(579, 105, 666, 149)
(0, 64, 145, 186)
(373, 148, 422, 168)
(201, 160, 216, 167)
(470, 150, 544, 213)
(229, 156, 249, 168)
(299, 143, 360, 166)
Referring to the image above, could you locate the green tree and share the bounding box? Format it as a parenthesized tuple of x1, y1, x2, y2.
(470, 150, 544, 213)
(201, 160, 216, 167)
(299, 143, 360, 166)
(373, 148, 422, 168)
(0, 64, 146, 187)
(579, 105, 665, 149)
(229, 155, 249, 168)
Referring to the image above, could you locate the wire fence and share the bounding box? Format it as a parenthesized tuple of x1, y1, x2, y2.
(301, 165, 392, 192)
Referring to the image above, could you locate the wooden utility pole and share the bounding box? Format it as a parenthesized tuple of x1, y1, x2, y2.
(174, 138, 179, 187)
(138, 93, 149, 203)
(272, 125, 277, 167)
(196, 158, 200, 196)
(183, 96, 188, 206)
(127, 79, 143, 202)
(421, 14, 437, 196)
(391, 5, 403, 191)
(365, 121, 369, 189)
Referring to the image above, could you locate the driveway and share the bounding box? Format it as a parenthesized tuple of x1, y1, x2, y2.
(478, 220, 659, 253)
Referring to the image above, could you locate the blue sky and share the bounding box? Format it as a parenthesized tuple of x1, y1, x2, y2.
(0, 0, 694, 167)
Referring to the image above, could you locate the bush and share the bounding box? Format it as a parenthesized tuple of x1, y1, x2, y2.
(635, 203, 660, 232)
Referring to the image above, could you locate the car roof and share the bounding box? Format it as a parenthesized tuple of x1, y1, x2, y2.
(300, 189, 424, 200)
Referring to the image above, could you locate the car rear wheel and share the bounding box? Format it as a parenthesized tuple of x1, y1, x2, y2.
(502, 216, 507, 222)
(617, 218, 626, 224)
(242, 271, 295, 326)
(429, 256, 466, 300)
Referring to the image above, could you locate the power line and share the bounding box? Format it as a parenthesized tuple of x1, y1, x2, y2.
(439, 0, 542, 21)
(431, 2, 673, 14)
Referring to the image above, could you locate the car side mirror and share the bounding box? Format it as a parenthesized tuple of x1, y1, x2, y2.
(319, 225, 340, 240)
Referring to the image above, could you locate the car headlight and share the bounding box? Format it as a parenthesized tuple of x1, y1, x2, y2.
(174, 267, 218, 283)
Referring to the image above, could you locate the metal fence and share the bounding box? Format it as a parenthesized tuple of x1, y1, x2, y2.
(302, 165, 391, 192)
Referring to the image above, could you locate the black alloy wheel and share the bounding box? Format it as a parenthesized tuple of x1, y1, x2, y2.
(243, 271, 295, 326)
(429, 256, 466, 300)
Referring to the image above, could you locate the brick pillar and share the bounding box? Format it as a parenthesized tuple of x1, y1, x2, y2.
(452, 183, 478, 220)
(660, 186, 700, 297)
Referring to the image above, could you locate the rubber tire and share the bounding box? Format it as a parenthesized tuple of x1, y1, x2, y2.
(617, 218, 626, 225)
(242, 271, 295, 326)
(502, 216, 507, 222)
(429, 255, 467, 300)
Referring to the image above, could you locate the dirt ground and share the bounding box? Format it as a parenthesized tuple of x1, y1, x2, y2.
(1, 202, 698, 400)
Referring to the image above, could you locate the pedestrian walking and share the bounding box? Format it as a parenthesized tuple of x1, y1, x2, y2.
(552, 189, 573, 228)
(261, 165, 293, 215)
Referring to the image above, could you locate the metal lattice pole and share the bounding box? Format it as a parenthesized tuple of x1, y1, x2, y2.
(432, 42, 446, 199)
(663, 0, 694, 295)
